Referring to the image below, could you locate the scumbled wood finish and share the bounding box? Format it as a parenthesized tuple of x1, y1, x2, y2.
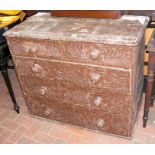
(8, 38, 133, 69)
(4, 13, 148, 138)
(131, 36, 145, 131)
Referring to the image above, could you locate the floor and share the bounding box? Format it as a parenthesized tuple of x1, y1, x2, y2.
(0, 69, 155, 144)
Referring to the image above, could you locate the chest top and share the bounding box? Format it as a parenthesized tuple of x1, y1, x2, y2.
(4, 13, 149, 46)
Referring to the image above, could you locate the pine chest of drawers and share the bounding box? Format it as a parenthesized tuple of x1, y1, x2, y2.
(4, 13, 148, 138)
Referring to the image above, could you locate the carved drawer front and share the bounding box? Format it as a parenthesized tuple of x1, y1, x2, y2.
(7, 38, 62, 59)
(13, 57, 130, 93)
(25, 97, 131, 138)
(62, 41, 132, 68)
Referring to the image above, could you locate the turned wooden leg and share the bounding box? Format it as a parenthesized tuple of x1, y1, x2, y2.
(150, 76, 155, 107)
(143, 54, 155, 127)
(1, 65, 20, 113)
(143, 70, 154, 127)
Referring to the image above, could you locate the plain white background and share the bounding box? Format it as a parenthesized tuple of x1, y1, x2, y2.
(0, 0, 153, 10)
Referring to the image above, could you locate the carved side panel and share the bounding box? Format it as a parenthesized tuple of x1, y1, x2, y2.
(131, 35, 145, 129)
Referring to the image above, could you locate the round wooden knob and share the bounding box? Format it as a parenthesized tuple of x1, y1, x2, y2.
(90, 48, 100, 60)
(25, 42, 37, 54)
(39, 86, 47, 95)
(30, 48, 37, 54)
(45, 109, 50, 116)
(93, 96, 103, 107)
(25, 47, 30, 53)
(89, 73, 101, 83)
(32, 64, 42, 73)
(97, 119, 105, 127)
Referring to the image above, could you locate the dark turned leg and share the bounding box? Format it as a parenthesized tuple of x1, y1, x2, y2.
(150, 76, 155, 107)
(1, 66, 20, 113)
(143, 54, 155, 127)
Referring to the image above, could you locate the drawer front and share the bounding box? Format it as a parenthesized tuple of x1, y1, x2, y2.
(25, 96, 131, 138)
(62, 41, 132, 68)
(7, 38, 62, 59)
(13, 57, 130, 93)
(8, 38, 132, 69)
(14, 57, 131, 116)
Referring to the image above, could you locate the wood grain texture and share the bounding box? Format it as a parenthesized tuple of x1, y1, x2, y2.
(51, 11, 124, 19)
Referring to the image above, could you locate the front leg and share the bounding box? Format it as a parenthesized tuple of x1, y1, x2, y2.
(150, 76, 155, 107)
(143, 54, 155, 127)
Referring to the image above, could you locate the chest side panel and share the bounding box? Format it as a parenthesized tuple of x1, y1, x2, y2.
(130, 35, 145, 130)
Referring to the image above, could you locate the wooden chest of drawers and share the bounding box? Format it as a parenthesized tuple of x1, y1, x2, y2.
(4, 13, 148, 138)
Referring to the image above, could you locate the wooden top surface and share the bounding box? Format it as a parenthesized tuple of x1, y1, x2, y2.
(4, 13, 149, 46)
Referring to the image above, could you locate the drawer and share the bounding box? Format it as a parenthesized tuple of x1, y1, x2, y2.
(25, 96, 131, 138)
(62, 41, 132, 68)
(13, 57, 130, 93)
(8, 38, 132, 69)
(7, 38, 62, 59)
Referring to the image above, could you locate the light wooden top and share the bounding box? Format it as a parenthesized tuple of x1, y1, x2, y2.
(4, 13, 149, 46)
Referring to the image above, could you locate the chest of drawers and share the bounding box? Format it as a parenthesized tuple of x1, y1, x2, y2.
(4, 13, 148, 138)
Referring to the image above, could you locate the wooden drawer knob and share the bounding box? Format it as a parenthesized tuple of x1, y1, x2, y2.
(45, 108, 53, 116)
(32, 64, 42, 73)
(97, 119, 105, 127)
(25, 43, 37, 54)
(93, 96, 103, 107)
(90, 48, 100, 60)
(39, 86, 47, 95)
(89, 73, 101, 83)
(45, 108, 50, 116)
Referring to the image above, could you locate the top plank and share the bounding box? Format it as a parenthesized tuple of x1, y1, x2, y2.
(4, 13, 149, 46)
